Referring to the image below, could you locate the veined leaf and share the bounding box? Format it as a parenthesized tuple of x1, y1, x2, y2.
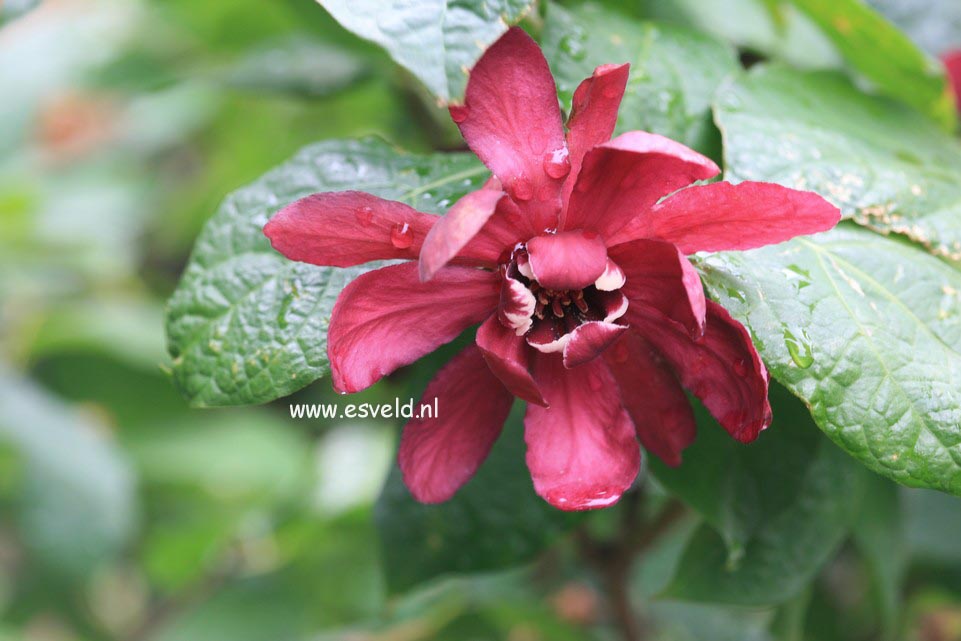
(165, 138, 486, 407)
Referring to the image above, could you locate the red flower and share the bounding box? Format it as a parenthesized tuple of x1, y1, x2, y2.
(264, 28, 840, 510)
(943, 50, 961, 111)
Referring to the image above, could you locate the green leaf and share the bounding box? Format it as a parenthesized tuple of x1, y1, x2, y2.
(375, 406, 573, 593)
(165, 138, 487, 407)
(642, 0, 841, 70)
(789, 0, 956, 129)
(852, 474, 905, 637)
(697, 225, 961, 495)
(660, 388, 863, 605)
(316, 0, 536, 102)
(542, 3, 738, 155)
(715, 66, 961, 259)
(0, 366, 136, 578)
(866, 0, 961, 56)
(225, 37, 367, 98)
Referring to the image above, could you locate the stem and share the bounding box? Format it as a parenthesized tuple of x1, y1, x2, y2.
(577, 495, 688, 641)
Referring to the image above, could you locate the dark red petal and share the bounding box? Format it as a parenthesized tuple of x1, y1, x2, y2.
(399, 344, 513, 503)
(604, 332, 696, 466)
(642, 181, 841, 254)
(527, 231, 608, 290)
(327, 263, 499, 393)
(943, 50, 961, 108)
(563, 131, 719, 235)
(564, 63, 630, 206)
(264, 191, 436, 267)
(452, 27, 567, 231)
(632, 301, 772, 443)
(525, 354, 640, 510)
(610, 239, 706, 339)
(419, 189, 503, 281)
(457, 197, 535, 266)
(562, 321, 627, 368)
(476, 315, 548, 406)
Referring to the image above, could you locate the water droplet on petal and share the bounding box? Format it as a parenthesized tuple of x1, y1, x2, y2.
(510, 176, 534, 202)
(543, 148, 571, 179)
(733, 359, 748, 376)
(355, 206, 374, 227)
(390, 222, 414, 249)
(449, 104, 469, 123)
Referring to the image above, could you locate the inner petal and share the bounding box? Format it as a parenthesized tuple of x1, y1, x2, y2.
(526, 230, 608, 290)
(495, 246, 629, 361)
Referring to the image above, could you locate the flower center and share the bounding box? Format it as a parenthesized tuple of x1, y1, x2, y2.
(497, 245, 628, 353)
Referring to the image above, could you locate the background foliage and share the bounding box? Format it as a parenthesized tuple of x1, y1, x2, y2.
(3, 0, 961, 640)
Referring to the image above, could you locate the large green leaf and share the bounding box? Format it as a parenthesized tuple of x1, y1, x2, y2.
(0, 367, 136, 578)
(660, 388, 863, 605)
(642, 0, 841, 70)
(315, 0, 536, 102)
(697, 225, 961, 495)
(711, 66, 961, 493)
(165, 138, 487, 407)
(867, 0, 961, 55)
(542, 3, 738, 156)
(789, 0, 956, 129)
(715, 66, 961, 259)
(375, 406, 573, 593)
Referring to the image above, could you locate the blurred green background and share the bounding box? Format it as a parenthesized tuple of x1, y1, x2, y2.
(2, 1, 961, 640)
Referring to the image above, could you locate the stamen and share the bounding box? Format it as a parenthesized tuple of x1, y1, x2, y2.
(551, 298, 565, 318)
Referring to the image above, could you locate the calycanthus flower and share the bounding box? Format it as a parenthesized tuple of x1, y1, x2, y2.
(264, 27, 840, 510)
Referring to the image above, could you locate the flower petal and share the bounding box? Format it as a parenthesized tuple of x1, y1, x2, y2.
(497, 273, 536, 335)
(419, 189, 503, 281)
(328, 262, 500, 393)
(525, 354, 640, 510)
(527, 231, 608, 290)
(943, 50, 961, 108)
(642, 181, 841, 254)
(476, 315, 547, 406)
(562, 321, 627, 368)
(564, 63, 630, 206)
(451, 27, 566, 231)
(604, 332, 696, 466)
(563, 131, 719, 235)
(264, 191, 437, 267)
(632, 302, 771, 443)
(457, 196, 535, 266)
(399, 344, 513, 503)
(594, 258, 626, 291)
(610, 239, 706, 339)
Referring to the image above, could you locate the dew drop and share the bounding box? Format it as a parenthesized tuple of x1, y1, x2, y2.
(783, 328, 814, 369)
(449, 104, 469, 123)
(732, 359, 748, 376)
(390, 222, 414, 249)
(543, 148, 571, 179)
(559, 31, 587, 61)
(355, 205, 374, 227)
(511, 176, 534, 201)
